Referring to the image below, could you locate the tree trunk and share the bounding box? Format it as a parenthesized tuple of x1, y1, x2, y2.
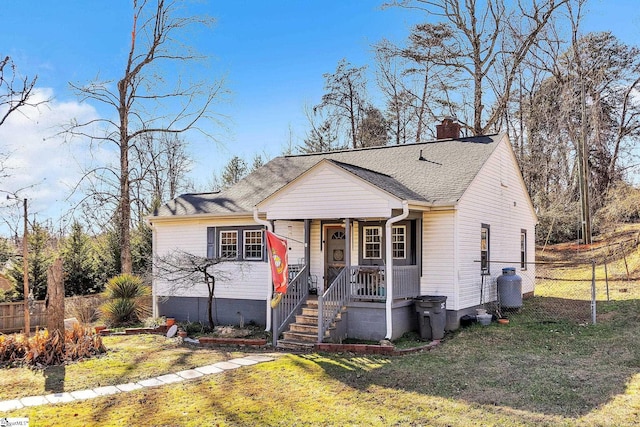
(120, 140, 132, 274)
(118, 73, 133, 274)
(46, 258, 65, 337)
(207, 275, 215, 330)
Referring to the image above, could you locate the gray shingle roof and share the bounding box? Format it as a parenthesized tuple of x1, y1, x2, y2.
(153, 134, 502, 217)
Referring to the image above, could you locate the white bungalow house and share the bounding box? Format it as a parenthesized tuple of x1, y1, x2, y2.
(149, 128, 537, 345)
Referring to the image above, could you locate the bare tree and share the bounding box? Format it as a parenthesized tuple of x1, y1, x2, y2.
(399, 23, 460, 141)
(131, 132, 193, 222)
(0, 56, 46, 180)
(386, 0, 569, 135)
(374, 40, 414, 144)
(299, 104, 341, 153)
(315, 59, 369, 148)
(154, 250, 230, 329)
(0, 56, 41, 127)
(65, 0, 226, 274)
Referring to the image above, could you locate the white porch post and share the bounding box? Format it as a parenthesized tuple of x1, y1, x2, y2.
(253, 207, 273, 331)
(344, 218, 351, 274)
(385, 201, 409, 340)
(304, 219, 311, 271)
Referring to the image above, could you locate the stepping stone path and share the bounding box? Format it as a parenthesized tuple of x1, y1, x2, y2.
(0, 354, 276, 412)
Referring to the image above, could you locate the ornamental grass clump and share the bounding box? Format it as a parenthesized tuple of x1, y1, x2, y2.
(100, 274, 151, 326)
(0, 325, 106, 368)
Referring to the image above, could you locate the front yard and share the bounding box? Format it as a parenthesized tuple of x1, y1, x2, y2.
(1, 296, 639, 426)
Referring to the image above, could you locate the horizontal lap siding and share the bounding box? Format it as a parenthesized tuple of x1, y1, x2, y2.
(456, 138, 537, 309)
(421, 211, 457, 309)
(274, 221, 305, 265)
(263, 164, 394, 219)
(153, 219, 268, 301)
(310, 221, 324, 289)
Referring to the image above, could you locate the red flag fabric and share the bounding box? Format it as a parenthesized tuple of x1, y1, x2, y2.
(266, 230, 288, 294)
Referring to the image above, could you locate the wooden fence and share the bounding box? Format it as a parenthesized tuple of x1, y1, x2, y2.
(0, 301, 47, 333)
(0, 295, 104, 333)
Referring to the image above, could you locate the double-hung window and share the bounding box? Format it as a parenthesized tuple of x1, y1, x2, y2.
(392, 225, 406, 259)
(207, 227, 264, 261)
(219, 230, 238, 259)
(363, 226, 382, 259)
(244, 230, 264, 260)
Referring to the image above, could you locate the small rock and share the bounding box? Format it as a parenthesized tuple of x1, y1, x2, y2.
(64, 317, 80, 330)
(379, 339, 393, 347)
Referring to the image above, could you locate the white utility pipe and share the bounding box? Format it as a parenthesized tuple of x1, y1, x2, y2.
(385, 201, 409, 340)
(253, 207, 273, 331)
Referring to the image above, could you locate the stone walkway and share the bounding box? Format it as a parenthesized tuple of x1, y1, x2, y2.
(0, 354, 275, 412)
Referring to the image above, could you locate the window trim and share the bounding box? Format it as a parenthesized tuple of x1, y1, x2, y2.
(481, 223, 490, 275)
(363, 226, 383, 259)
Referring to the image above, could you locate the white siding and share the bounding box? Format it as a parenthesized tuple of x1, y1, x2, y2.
(421, 210, 458, 309)
(153, 218, 268, 301)
(274, 221, 306, 265)
(310, 221, 324, 290)
(260, 162, 400, 220)
(455, 136, 537, 309)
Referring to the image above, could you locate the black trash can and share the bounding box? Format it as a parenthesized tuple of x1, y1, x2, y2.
(414, 295, 447, 340)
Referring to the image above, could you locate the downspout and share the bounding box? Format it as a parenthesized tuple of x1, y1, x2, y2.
(385, 201, 409, 340)
(253, 207, 273, 331)
(150, 221, 158, 318)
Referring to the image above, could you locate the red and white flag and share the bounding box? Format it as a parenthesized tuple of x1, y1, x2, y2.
(266, 230, 288, 295)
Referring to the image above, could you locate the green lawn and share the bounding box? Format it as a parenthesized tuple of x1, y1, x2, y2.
(2, 298, 640, 426)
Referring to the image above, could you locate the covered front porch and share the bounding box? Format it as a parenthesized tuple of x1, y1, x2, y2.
(252, 158, 425, 345)
(259, 210, 423, 346)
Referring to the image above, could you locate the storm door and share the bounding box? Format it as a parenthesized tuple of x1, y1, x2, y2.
(325, 226, 346, 287)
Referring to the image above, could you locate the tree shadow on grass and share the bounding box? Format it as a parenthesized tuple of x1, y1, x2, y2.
(303, 299, 640, 420)
(44, 365, 65, 393)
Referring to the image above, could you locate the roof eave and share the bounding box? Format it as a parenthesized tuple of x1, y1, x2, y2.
(146, 211, 254, 224)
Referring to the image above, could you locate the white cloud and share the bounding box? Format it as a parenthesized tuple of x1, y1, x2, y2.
(0, 88, 108, 235)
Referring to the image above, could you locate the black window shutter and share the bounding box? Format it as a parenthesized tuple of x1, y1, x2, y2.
(207, 227, 216, 259)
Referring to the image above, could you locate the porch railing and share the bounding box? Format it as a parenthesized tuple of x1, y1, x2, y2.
(273, 264, 309, 346)
(350, 266, 385, 301)
(393, 265, 421, 299)
(350, 265, 420, 301)
(318, 267, 350, 342)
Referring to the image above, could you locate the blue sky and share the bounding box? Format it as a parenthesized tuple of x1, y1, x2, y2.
(0, 0, 639, 235)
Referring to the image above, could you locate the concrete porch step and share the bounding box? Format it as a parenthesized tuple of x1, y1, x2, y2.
(301, 307, 318, 317)
(276, 339, 316, 351)
(289, 323, 318, 334)
(294, 314, 318, 325)
(282, 330, 319, 343)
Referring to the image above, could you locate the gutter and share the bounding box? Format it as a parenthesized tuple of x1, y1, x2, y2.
(385, 200, 409, 340)
(253, 207, 273, 331)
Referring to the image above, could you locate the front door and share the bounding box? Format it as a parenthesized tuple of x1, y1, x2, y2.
(325, 226, 346, 287)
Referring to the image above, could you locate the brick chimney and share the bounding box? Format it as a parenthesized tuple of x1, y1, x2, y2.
(436, 117, 461, 140)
